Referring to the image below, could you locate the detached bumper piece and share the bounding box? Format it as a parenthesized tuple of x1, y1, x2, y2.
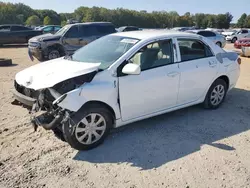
(31, 111, 64, 131)
(12, 89, 36, 107)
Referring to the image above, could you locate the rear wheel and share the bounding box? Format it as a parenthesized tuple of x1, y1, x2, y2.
(203, 79, 227, 109)
(232, 37, 237, 43)
(63, 104, 113, 150)
(216, 42, 222, 48)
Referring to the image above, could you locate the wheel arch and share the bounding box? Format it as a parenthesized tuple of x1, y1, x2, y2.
(47, 43, 66, 56)
(202, 75, 230, 102)
(80, 100, 117, 127)
(216, 75, 230, 90)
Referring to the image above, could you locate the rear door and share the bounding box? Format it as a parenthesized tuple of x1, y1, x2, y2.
(176, 38, 219, 105)
(62, 25, 81, 53)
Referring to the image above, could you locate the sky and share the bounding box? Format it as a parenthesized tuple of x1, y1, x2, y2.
(2, 0, 248, 22)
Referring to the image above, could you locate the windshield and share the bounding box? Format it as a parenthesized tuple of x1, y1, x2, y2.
(55, 25, 70, 35)
(71, 35, 140, 70)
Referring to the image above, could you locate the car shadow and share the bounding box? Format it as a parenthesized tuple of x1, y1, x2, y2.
(0, 44, 28, 48)
(73, 88, 250, 170)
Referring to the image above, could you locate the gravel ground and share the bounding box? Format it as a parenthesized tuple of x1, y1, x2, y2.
(0, 44, 250, 188)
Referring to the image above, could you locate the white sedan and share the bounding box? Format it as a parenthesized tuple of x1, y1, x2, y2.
(13, 30, 241, 150)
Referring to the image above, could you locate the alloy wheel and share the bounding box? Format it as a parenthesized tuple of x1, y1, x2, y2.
(210, 84, 225, 106)
(75, 113, 106, 145)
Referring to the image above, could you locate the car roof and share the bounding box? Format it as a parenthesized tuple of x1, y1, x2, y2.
(70, 22, 114, 26)
(111, 30, 199, 40)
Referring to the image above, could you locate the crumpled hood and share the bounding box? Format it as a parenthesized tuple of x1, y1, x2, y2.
(15, 58, 101, 90)
(29, 33, 61, 42)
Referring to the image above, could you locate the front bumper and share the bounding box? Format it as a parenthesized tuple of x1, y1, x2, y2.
(12, 89, 36, 107)
(28, 46, 44, 61)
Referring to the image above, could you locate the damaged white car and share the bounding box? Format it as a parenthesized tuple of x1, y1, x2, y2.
(13, 30, 241, 150)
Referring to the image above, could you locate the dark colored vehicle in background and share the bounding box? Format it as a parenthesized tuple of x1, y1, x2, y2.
(117, 26, 140, 32)
(28, 22, 116, 61)
(38, 25, 62, 34)
(0, 24, 42, 45)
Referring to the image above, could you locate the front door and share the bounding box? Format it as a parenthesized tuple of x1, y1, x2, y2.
(118, 39, 180, 121)
(176, 38, 219, 105)
(62, 25, 82, 54)
(78, 25, 98, 46)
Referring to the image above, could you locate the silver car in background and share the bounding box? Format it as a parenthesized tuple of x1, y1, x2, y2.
(186, 30, 226, 48)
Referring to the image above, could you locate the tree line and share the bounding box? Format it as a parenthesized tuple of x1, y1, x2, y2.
(0, 1, 249, 29)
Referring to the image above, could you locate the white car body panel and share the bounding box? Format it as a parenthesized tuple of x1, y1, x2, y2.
(14, 30, 240, 128)
(15, 58, 100, 90)
(119, 63, 180, 121)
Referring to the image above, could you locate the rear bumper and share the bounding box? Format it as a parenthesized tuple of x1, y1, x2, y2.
(12, 89, 36, 107)
(242, 46, 250, 57)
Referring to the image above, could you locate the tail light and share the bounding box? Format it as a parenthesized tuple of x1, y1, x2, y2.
(237, 57, 241, 65)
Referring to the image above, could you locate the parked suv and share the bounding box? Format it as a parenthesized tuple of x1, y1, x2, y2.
(28, 22, 116, 61)
(225, 29, 250, 43)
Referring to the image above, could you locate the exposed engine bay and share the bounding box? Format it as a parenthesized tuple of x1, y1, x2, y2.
(13, 71, 97, 131)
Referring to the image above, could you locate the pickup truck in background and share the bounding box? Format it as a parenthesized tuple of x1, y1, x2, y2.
(0, 24, 43, 45)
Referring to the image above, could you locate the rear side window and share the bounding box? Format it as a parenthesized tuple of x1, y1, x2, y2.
(43, 26, 53, 32)
(198, 31, 216, 37)
(79, 25, 99, 37)
(124, 27, 139, 31)
(65, 26, 79, 38)
(242, 30, 248, 34)
(178, 39, 213, 62)
(11, 26, 30, 31)
(96, 25, 116, 34)
(54, 26, 61, 32)
(0, 26, 11, 31)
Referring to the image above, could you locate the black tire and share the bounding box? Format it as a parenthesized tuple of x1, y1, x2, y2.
(0, 58, 12, 66)
(47, 48, 60, 60)
(203, 79, 227, 109)
(52, 126, 66, 142)
(62, 104, 113, 150)
(231, 37, 237, 43)
(216, 42, 222, 48)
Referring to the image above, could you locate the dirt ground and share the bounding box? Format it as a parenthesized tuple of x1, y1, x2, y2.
(0, 44, 250, 188)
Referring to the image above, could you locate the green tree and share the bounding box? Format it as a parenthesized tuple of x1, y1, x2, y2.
(43, 16, 53, 25)
(26, 15, 41, 26)
(237, 13, 247, 28)
(244, 15, 250, 28)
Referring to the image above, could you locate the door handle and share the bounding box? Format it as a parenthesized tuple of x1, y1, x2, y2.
(167, 72, 179, 77)
(209, 61, 217, 67)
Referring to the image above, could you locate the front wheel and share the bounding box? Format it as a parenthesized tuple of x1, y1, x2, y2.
(231, 37, 237, 43)
(203, 79, 227, 109)
(63, 105, 113, 150)
(48, 49, 60, 60)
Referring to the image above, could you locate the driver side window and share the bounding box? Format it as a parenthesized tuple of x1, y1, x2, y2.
(129, 39, 173, 71)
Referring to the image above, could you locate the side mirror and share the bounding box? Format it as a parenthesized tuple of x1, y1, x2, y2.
(122, 63, 141, 75)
